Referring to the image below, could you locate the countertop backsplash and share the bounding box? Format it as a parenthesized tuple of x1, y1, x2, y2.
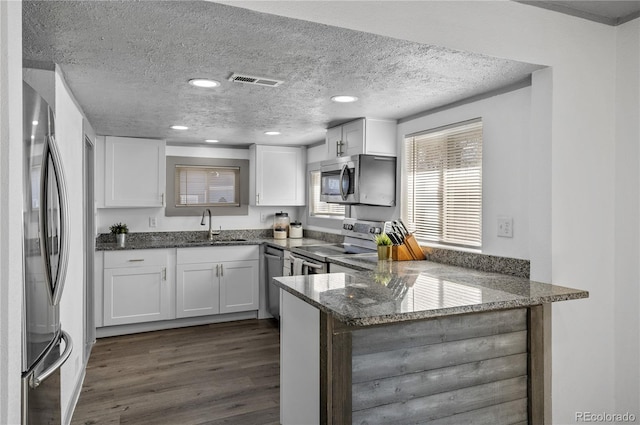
(96, 230, 529, 278)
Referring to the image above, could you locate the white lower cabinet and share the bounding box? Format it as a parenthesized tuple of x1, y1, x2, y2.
(103, 249, 173, 326)
(99, 245, 260, 328)
(176, 263, 220, 318)
(176, 245, 260, 318)
(219, 260, 259, 314)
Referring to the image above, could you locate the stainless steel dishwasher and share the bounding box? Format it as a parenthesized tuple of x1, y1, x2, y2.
(264, 246, 287, 320)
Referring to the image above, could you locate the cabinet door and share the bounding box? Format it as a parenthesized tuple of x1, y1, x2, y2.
(342, 119, 365, 157)
(103, 265, 171, 326)
(326, 125, 343, 158)
(104, 136, 166, 207)
(254, 146, 305, 206)
(219, 260, 259, 314)
(176, 263, 220, 318)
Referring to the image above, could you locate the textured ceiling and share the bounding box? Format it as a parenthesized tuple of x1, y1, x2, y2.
(23, 1, 543, 146)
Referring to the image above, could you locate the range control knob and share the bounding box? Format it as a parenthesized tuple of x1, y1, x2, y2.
(343, 224, 354, 230)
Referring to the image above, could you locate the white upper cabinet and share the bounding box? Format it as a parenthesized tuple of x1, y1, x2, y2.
(104, 136, 166, 207)
(326, 118, 396, 158)
(250, 145, 305, 206)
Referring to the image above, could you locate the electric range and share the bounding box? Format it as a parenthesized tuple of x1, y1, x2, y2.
(288, 219, 390, 273)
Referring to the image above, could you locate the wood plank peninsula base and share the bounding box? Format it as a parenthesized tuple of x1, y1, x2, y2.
(275, 261, 586, 425)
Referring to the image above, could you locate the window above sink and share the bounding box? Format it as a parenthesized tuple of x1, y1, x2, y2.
(165, 156, 249, 217)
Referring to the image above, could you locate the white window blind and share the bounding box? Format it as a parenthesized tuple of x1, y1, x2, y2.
(309, 170, 345, 217)
(403, 119, 482, 248)
(174, 165, 240, 207)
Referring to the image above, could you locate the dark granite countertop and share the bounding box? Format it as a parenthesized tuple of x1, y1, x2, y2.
(96, 229, 334, 251)
(273, 260, 588, 327)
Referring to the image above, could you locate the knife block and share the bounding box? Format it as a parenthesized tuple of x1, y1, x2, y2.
(392, 244, 413, 261)
(404, 234, 426, 260)
(392, 235, 427, 261)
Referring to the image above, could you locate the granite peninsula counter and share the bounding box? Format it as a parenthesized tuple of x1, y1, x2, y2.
(273, 260, 588, 425)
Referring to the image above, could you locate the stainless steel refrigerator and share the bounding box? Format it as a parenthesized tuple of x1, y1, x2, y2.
(21, 81, 73, 424)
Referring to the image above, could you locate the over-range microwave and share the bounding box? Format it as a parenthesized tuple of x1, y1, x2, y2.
(320, 154, 396, 206)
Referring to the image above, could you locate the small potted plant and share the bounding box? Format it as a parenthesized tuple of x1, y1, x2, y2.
(110, 222, 129, 247)
(374, 233, 393, 261)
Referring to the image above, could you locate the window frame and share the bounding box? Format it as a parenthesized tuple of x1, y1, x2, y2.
(174, 164, 241, 208)
(165, 156, 249, 217)
(402, 118, 483, 249)
(308, 169, 346, 218)
(306, 161, 349, 230)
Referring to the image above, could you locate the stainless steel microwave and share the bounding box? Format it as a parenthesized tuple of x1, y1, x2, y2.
(320, 154, 396, 206)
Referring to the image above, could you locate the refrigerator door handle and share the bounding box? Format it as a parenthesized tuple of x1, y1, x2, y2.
(39, 132, 70, 306)
(29, 331, 73, 389)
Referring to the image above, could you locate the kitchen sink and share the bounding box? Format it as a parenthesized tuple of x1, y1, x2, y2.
(183, 238, 248, 245)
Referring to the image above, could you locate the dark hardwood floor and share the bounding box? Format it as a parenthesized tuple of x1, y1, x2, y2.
(71, 319, 280, 425)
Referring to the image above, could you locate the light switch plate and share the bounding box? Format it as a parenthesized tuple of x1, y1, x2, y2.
(497, 216, 513, 238)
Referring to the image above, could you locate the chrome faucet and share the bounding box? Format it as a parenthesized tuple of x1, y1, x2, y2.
(200, 209, 220, 240)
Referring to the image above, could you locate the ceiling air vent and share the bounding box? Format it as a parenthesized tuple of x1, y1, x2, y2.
(228, 73, 284, 87)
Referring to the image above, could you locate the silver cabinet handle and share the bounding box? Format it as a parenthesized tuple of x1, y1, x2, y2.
(256, 193, 260, 205)
(336, 140, 344, 157)
(128, 259, 145, 262)
(30, 331, 73, 389)
(220, 264, 224, 277)
(161, 193, 165, 206)
(216, 264, 219, 277)
(162, 267, 166, 281)
(39, 133, 70, 306)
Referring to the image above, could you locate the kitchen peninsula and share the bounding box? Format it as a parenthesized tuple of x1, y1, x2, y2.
(274, 260, 588, 425)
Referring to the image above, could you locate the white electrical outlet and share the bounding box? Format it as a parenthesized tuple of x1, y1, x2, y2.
(149, 216, 157, 228)
(497, 217, 513, 238)
(260, 212, 268, 223)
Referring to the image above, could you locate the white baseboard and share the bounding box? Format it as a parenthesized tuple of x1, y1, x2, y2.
(96, 311, 259, 338)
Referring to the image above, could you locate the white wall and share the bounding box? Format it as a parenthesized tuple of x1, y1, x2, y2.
(397, 86, 532, 260)
(229, 1, 625, 422)
(0, 1, 23, 423)
(614, 18, 640, 414)
(96, 142, 304, 234)
(55, 69, 88, 424)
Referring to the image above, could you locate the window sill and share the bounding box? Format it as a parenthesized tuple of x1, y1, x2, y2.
(419, 241, 482, 255)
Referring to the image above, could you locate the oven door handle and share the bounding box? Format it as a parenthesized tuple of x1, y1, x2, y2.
(288, 254, 324, 271)
(303, 261, 323, 270)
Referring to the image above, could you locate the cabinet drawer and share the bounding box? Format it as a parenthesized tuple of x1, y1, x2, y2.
(177, 245, 259, 264)
(104, 249, 169, 268)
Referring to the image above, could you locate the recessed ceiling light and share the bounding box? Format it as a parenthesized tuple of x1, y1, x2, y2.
(331, 95, 358, 103)
(188, 78, 221, 88)
(170, 125, 188, 130)
(32, 120, 38, 126)
(264, 131, 281, 136)
(205, 139, 220, 143)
